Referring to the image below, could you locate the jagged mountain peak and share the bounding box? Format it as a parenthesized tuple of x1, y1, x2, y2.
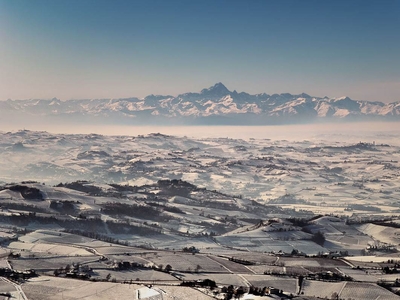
(298, 93, 311, 99)
(200, 82, 230, 96)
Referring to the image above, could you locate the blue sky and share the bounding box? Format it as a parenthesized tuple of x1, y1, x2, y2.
(1, 0, 399, 101)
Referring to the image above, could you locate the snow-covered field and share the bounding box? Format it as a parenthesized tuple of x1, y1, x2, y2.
(0, 127, 399, 299)
(1, 127, 399, 206)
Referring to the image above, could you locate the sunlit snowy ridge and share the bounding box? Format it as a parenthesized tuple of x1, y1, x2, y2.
(2, 83, 400, 125)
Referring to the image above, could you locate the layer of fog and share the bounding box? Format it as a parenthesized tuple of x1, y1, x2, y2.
(1, 121, 399, 145)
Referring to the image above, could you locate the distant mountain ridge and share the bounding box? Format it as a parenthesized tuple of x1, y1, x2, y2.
(2, 83, 400, 125)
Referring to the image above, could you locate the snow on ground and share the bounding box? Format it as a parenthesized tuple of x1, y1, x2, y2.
(22, 276, 212, 300)
(302, 280, 345, 299)
(345, 255, 400, 263)
(1, 129, 399, 209)
(340, 282, 400, 300)
(244, 275, 298, 293)
(357, 223, 400, 245)
(8, 241, 92, 256)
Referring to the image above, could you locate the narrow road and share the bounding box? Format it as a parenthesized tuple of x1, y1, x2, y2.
(0, 276, 28, 300)
(237, 274, 252, 287)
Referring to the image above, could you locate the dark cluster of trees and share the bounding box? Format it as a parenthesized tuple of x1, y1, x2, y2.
(158, 179, 196, 189)
(180, 279, 217, 288)
(106, 220, 161, 235)
(287, 217, 327, 246)
(0, 203, 47, 213)
(288, 217, 313, 227)
(308, 271, 353, 282)
(0, 268, 37, 282)
(115, 261, 146, 270)
(0, 213, 102, 229)
(161, 205, 185, 214)
(378, 279, 400, 294)
(157, 179, 197, 197)
(0, 213, 160, 236)
(382, 265, 399, 274)
(229, 257, 254, 265)
(182, 246, 200, 253)
(101, 202, 170, 221)
(6, 185, 43, 200)
(248, 286, 269, 296)
(311, 231, 326, 246)
(54, 263, 92, 280)
(347, 204, 381, 212)
(50, 200, 77, 214)
(56, 181, 103, 195)
(374, 221, 400, 229)
(115, 261, 173, 274)
(146, 202, 185, 214)
(346, 216, 394, 225)
(200, 200, 239, 211)
(109, 183, 139, 192)
(222, 285, 247, 299)
(269, 194, 308, 205)
(197, 218, 227, 233)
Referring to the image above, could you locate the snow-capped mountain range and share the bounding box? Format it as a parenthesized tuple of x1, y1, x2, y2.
(2, 83, 400, 125)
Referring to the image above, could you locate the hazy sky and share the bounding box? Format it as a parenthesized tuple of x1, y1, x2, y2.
(1, 0, 399, 102)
